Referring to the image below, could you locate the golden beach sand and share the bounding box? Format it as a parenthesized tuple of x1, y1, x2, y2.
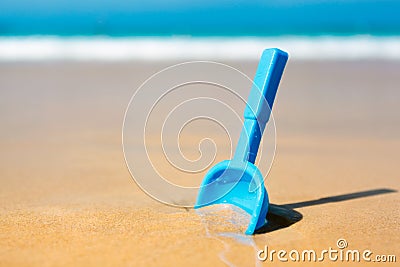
(0, 61, 399, 266)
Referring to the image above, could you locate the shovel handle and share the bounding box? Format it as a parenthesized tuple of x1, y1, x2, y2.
(234, 49, 288, 164)
(244, 48, 288, 124)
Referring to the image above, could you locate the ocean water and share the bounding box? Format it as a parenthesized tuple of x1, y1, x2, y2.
(1, 1, 400, 36)
(1, 1, 399, 61)
(1, 36, 400, 61)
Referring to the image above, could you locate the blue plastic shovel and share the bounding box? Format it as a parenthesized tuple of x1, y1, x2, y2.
(195, 48, 288, 234)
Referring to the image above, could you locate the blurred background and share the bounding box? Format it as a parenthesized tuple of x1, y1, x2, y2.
(1, 0, 400, 36)
(0, 0, 400, 60)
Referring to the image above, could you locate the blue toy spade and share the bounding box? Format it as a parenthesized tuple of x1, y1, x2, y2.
(195, 48, 288, 234)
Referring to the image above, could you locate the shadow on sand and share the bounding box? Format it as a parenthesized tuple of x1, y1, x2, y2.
(255, 188, 397, 234)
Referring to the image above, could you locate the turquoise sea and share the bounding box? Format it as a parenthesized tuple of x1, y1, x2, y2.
(1, 0, 400, 36)
(1, 1, 400, 61)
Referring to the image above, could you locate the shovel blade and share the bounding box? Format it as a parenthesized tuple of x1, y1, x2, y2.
(195, 160, 269, 234)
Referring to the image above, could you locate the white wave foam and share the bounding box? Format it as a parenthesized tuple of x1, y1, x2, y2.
(0, 36, 400, 61)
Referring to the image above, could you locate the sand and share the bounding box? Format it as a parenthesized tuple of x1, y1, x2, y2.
(0, 60, 399, 266)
